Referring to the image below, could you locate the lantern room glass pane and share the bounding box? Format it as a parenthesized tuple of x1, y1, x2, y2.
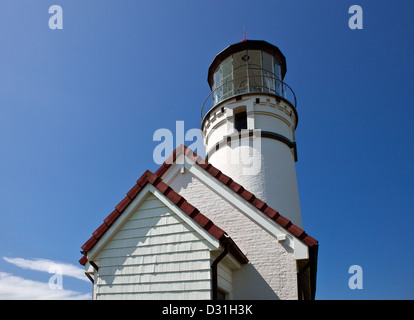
(233, 51, 248, 95)
(274, 61, 282, 96)
(262, 52, 275, 94)
(213, 67, 222, 104)
(221, 57, 233, 99)
(247, 50, 262, 92)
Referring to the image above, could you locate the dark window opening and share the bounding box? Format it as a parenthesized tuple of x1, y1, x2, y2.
(234, 111, 247, 132)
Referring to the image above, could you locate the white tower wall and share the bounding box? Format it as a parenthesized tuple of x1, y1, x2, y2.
(202, 94, 302, 227)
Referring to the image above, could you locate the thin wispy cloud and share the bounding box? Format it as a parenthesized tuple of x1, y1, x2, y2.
(1, 257, 91, 300)
(3, 257, 88, 282)
(0, 272, 91, 300)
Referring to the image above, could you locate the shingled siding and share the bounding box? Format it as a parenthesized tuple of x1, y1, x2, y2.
(93, 194, 212, 300)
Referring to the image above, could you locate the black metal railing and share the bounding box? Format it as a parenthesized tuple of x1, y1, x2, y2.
(202, 69, 296, 119)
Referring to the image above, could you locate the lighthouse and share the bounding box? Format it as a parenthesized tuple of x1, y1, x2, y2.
(80, 38, 318, 300)
(202, 40, 302, 227)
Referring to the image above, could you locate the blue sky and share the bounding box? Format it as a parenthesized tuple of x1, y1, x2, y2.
(0, 0, 413, 299)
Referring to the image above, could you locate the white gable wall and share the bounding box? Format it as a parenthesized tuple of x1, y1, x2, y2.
(92, 193, 214, 300)
(167, 167, 299, 300)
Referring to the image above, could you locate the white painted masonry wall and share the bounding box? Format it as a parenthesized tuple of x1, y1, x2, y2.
(209, 138, 302, 228)
(93, 194, 213, 300)
(168, 170, 299, 300)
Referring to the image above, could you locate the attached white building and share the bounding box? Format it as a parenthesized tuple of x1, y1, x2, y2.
(80, 40, 318, 300)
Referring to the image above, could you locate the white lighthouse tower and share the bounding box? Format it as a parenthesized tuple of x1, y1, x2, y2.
(201, 39, 302, 227)
(80, 38, 319, 300)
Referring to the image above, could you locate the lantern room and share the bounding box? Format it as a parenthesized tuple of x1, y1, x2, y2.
(203, 40, 296, 118)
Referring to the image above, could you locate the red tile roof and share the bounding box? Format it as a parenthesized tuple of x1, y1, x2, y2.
(155, 145, 318, 248)
(79, 170, 248, 266)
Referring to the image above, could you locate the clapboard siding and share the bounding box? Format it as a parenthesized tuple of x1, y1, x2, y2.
(94, 193, 213, 300)
(96, 270, 211, 285)
(98, 250, 210, 267)
(97, 280, 211, 294)
(210, 256, 233, 296)
(115, 222, 190, 238)
(218, 263, 233, 295)
(102, 231, 200, 249)
(98, 260, 211, 276)
(96, 290, 211, 300)
(96, 241, 209, 259)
